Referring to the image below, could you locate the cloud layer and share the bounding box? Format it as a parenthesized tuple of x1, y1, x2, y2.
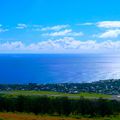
(99, 29, 120, 38)
(97, 21, 120, 28)
(41, 25, 69, 31)
(0, 37, 120, 53)
(16, 24, 27, 29)
(0, 21, 120, 53)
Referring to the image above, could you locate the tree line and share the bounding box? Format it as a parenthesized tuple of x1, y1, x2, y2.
(0, 95, 120, 117)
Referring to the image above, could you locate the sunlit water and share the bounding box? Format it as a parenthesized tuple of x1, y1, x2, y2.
(0, 54, 120, 84)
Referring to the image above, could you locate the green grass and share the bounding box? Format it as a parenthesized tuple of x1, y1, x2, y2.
(94, 115, 120, 120)
(0, 90, 111, 99)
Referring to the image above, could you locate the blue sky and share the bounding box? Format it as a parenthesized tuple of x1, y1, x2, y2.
(0, 0, 120, 53)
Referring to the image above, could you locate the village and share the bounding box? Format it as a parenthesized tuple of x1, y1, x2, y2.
(0, 79, 120, 95)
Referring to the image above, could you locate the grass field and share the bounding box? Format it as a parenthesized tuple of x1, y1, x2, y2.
(0, 90, 111, 99)
(0, 112, 120, 120)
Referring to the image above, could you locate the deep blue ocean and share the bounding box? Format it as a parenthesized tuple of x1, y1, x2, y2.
(0, 54, 120, 84)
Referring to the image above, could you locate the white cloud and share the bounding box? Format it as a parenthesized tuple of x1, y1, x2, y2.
(77, 21, 120, 28)
(70, 32, 84, 36)
(43, 29, 84, 37)
(16, 24, 27, 29)
(99, 29, 120, 38)
(77, 22, 94, 26)
(43, 29, 72, 36)
(97, 21, 120, 28)
(41, 25, 69, 31)
(0, 41, 25, 51)
(0, 37, 120, 53)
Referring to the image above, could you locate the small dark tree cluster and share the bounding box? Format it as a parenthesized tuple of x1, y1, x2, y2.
(0, 95, 120, 117)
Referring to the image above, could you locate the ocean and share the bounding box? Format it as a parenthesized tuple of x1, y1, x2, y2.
(0, 54, 120, 84)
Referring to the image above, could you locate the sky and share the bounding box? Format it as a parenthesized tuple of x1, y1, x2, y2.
(0, 0, 120, 53)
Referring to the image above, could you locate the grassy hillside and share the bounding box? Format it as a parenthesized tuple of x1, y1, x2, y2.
(0, 112, 120, 120)
(0, 112, 89, 120)
(0, 90, 111, 99)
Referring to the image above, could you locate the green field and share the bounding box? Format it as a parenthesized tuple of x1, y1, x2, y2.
(0, 90, 111, 99)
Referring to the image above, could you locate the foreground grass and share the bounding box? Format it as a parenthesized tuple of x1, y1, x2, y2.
(0, 90, 111, 99)
(0, 112, 91, 120)
(0, 112, 120, 120)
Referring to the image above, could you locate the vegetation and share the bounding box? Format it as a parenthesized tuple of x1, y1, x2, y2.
(1, 112, 120, 120)
(1, 90, 111, 99)
(0, 95, 119, 117)
(0, 112, 88, 120)
(0, 112, 91, 120)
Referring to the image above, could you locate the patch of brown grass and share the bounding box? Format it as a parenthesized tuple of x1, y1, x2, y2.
(0, 112, 92, 120)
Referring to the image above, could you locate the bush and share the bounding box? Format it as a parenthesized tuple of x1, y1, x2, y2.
(0, 95, 120, 116)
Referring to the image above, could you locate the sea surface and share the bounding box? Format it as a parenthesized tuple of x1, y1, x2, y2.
(0, 54, 120, 84)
